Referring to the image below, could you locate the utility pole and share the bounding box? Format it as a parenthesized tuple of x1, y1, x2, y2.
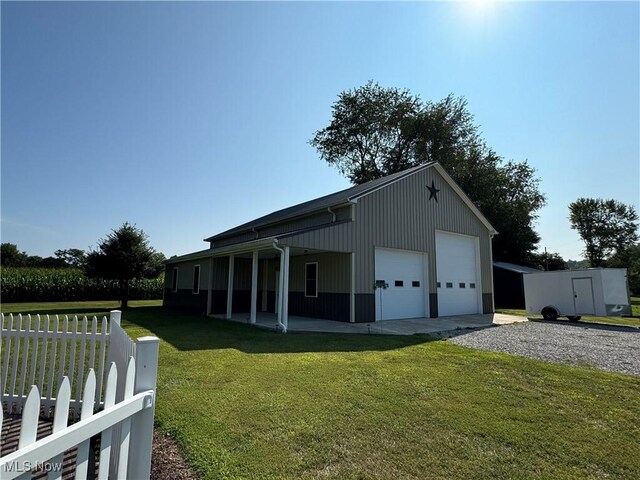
(544, 247, 549, 271)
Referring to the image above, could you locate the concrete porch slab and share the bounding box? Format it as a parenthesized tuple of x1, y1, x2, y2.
(217, 312, 526, 335)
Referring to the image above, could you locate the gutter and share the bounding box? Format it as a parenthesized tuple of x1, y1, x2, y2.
(327, 206, 336, 222)
(272, 241, 287, 333)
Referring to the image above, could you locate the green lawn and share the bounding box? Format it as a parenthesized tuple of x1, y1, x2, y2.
(497, 296, 640, 327)
(2, 301, 639, 479)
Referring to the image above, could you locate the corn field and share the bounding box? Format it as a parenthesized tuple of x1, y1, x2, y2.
(0, 267, 164, 302)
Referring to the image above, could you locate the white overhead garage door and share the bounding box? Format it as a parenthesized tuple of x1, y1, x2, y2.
(374, 248, 428, 321)
(435, 231, 481, 316)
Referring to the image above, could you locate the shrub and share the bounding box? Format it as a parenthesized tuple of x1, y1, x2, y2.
(0, 267, 164, 303)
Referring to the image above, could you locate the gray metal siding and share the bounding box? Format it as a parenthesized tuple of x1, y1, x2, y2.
(288, 253, 350, 294)
(281, 167, 493, 299)
(206, 256, 253, 289)
(212, 232, 256, 248)
(211, 206, 352, 248)
(164, 259, 211, 292)
(211, 257, 229, 289)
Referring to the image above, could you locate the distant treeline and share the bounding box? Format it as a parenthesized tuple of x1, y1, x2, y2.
(1, 268, 164, 303)
(1, 243, 87, 269)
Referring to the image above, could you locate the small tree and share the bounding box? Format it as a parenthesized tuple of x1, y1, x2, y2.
(530, 251, 567, 271)
(569, 198, 639, 267)
(84, 223, 164, 309)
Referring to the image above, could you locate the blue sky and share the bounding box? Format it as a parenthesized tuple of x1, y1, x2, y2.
(2, 1, 638, 261)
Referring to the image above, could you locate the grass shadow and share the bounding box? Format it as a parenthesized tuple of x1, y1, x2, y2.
(529, 318, 640, 333)
(120, 306, 436, 354)
(431, 324, 498, 340)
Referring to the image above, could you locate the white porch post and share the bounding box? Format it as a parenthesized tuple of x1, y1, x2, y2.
(277, 251, 285, 326)
(226, 254, 234, 319)
(282, 246, 290, 330)
(250, 251, 259, 324)
(261, 259, 268, 312)
(206, 255, 214, 315)
(350, 252, 356, 323)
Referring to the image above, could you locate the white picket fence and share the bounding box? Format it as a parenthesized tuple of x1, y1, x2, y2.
(0, 310, 159, 479)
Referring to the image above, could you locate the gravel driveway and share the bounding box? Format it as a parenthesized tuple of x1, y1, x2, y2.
(448, 320, 640, 376)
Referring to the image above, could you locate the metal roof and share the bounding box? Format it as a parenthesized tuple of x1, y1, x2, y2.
(165, 237, 279, 264)
(205, 163, 435, 242)
(493, 262, 542, 274)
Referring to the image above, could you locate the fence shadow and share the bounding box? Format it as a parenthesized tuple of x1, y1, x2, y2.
(1, 307, 115, 317)
(118, 306, 435, 354)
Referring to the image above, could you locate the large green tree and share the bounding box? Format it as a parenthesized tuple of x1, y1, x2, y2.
(569, 198, 639, 267)
(310, 81, 546, 263)
(84, 223, 164, 309)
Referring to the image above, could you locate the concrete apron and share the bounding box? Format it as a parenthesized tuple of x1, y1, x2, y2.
(222, 312, 526, 336)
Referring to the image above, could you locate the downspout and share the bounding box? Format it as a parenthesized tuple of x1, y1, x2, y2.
(327, 206, 336, 223)
(252, 227, 259, 239)
(272, 241, 287, 333)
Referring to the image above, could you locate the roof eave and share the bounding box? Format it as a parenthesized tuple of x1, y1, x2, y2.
(165, 237, 279, 264)
(204, 201, 355, 243)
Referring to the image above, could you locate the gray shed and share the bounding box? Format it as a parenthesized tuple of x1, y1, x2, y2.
(493, 262, 542, 309)
(164, 162, 497, 328)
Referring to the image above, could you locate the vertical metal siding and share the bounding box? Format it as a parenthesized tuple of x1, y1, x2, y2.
(288, 253, 350, 293)
(211, 206, 353, 247)
(165, 259, 211, 291)
(232, 258, 253, 290)
(281, 167, 493, 298)
(211, 257, 229, 290)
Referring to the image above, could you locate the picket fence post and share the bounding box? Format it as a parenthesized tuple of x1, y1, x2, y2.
(110, 310, 122, 327)
(127, 336, 159, 480)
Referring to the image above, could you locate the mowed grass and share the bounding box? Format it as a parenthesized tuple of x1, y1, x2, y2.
(497, 296, 640, 327)
(2, 301, 639, 479)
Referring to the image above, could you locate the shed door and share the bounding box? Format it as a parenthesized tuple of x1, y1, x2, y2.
(374, 248, 427, 321)
(436, 232, 481, 316)
(572, 278, 595, 315)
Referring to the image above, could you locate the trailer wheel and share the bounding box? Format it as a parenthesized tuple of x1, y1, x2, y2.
(541, 306, 559, 320)
(567, 316, 581, 322)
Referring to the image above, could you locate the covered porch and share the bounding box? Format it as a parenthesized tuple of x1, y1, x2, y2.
(220, 312, 525, 335)
(204, 238, 353, 332)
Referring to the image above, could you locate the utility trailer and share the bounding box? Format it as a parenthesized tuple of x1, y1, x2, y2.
(523, 268, 631, 321)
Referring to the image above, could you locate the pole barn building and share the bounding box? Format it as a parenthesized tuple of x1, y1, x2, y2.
(164, 162, 497, 328)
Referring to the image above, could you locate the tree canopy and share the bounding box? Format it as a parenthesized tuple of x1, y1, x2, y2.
(84, 223, 165, 308)
(569, 198, 639, 267)
(1, 243, 86, 268)
(310, 81, 546, 264)
(530, 251, 567, 271)
(606, 243, 640, 295)
(1, 243, 29, 267)
(54, 249, 87, 268)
